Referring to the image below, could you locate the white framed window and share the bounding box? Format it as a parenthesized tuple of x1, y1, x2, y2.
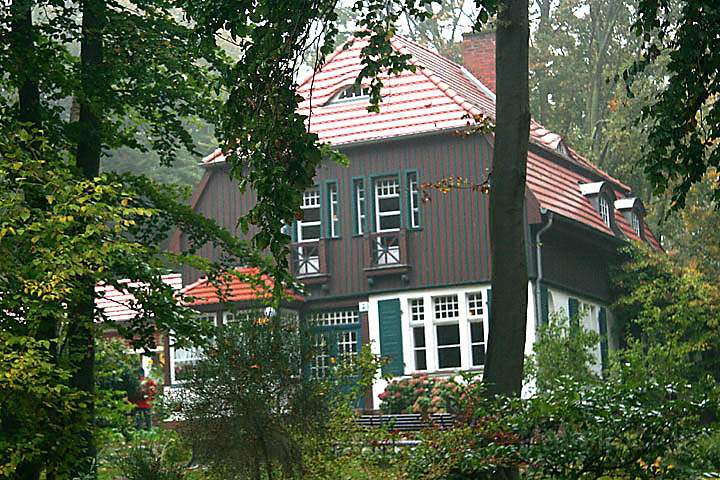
(467, 292, 486, 367)
(374, 177, 401, 232)
(409, 298, 427, 371)
(332, 84, 371, 103)
(433, 295, 461, 369)
(337, 330, 358, 366)
(407, 172, 420, 228)
(632, 212, 641, 236)
(328, 182, 339, 238)
(171, 312, 216, 383)
(599, 195, 611, 227)
(310, 310, 359, 326)
(310, 334, 330, 379)
(354, 179, 366, 235)
(298, 187, 321, 242)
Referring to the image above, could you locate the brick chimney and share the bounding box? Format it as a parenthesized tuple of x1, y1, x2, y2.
(462, 31, 496, 94)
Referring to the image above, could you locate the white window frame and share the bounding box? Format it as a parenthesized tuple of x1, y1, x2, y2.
(328, 182, 339, 238)
(298, 187, 321, 242)
(432, 295, 462, 371)
(170, 312, 217, 384)
(310, 333, 331, 379)
(331, 84, 371, 104)
(409, 298, 427, 372)
(354, 179, 366, 235)
(337, 330, 358, 366)
(467, 292, 486, 367)
(632, 212, 641, 236)
(599, 195, 611, 227)
(407, 172, 420, 228)
(374, 177, 401, 233)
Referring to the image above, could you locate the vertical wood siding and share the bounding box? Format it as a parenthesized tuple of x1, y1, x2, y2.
(181, 132, 494, 297)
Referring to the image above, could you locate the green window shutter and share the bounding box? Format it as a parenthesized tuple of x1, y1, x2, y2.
(568, 297, 579, 329)
(540, 285, 549, 326)
(598, 307, 609, 372)
(378, 298, 404, 375)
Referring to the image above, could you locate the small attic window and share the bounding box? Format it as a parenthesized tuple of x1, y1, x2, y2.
(632, 212, 641, 236)
(599, 195, 611, 227)
(330, 84, 371, 104)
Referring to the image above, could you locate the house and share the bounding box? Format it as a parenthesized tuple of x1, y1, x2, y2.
(167, 32, 661, 409)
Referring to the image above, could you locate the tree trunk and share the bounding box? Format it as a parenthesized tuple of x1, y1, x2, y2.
(483, 2, 529, 478)
(9, 0, 40, 127)
(485, 0, 530, 398)
(69, 0, 105, 476)
(9, 2, 43, 479)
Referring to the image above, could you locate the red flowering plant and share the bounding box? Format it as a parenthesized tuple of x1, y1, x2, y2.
(379, 374, 435, 414)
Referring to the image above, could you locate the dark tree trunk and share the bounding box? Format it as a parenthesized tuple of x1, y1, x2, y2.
(484, 0, 530, 400)
(9, 2, 43, 479)
(69, 0, 105, 476)
(9, 0, 40, 126)
(483, 2, 529, 478)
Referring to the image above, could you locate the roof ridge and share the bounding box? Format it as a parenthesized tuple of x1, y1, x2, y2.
(390, 36, 482, 119)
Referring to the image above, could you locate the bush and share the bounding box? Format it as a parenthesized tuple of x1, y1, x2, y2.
(379, 374, 482, 416)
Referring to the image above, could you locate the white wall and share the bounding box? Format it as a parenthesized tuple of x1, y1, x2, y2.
(368, 282, 538, 409)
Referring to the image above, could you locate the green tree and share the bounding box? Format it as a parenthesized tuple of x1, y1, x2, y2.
(175, 313, 328, 480)
(612, 244, 720, 382)
(630, 0, 720, 210)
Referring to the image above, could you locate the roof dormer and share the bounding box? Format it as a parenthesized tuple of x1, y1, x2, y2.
(579, 181, 617, 230)
(615, 197, 646, 238)
(326, 84, 371, 105)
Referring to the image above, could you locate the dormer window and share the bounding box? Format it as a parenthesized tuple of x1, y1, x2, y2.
(599, 195, 611, 227)
(631, 212, 641, 236)
(580, 181, 616, 231)
(329, 84, 371, 104)
(615, 197, 645, 239)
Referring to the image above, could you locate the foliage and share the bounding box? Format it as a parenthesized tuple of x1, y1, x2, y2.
(379, 374, 465, 415)
(98, 428, 196, 480)
(0, 334, 83, 478)
(629, 0, 720, 210)
(524, 312, 600, 393)
(404, 375, 719, 479)
(95, 337, 141, 445)
(0, 129, 265, 476)
(174, 312, 329, 479)
(612, 244, 720, 382)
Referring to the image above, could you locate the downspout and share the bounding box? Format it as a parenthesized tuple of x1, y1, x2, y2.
(534, 209, 554, 328)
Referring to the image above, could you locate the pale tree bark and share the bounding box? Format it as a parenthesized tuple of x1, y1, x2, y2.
(483, 0, 530, 474)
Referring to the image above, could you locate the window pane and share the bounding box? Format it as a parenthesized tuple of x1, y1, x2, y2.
(413, 326, 426, 347)
(438, 347, 461, 368)
(379, 196, 400, 212)
(415, 350, 427, 370)
(379, 214, 401, 231)
(301, 224, 320, 240)
(472, 345, 485, 366)
(434, 295, 460, 319)
(303, 207, 321, 222)
(470, 322, 484, 343)
(436, 324, 460, 346)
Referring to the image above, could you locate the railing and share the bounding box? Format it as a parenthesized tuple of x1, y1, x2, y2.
(366, 230, 408, 269)
(290, 240, 326, 277)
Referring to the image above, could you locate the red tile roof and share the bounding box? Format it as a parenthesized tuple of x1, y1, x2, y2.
(95, 273, 183, 323)
(202, 34, 659, 249)
(181, 267, 303, 306)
